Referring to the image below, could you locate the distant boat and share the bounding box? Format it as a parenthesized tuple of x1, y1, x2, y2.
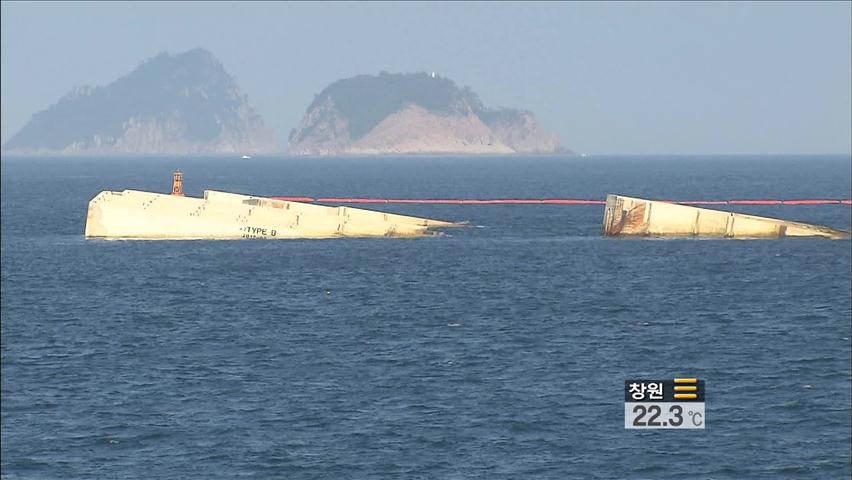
(241, 155, 252, 159)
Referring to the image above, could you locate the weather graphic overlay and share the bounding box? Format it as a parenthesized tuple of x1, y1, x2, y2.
(624, 378, 705, 429)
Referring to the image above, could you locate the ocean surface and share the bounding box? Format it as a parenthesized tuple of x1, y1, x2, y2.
(2, 155, 851, 479)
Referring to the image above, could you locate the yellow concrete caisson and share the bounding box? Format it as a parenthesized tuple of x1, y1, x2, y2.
(602, 194, 849, 239)
(85, 188, 462, 239)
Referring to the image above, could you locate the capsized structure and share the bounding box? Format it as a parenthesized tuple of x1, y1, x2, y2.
(602, 194, 849, 239)
(85, 173, 462, 239)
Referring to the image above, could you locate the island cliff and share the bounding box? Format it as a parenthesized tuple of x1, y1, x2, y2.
(3, 48, 275, 155)
(288, 72, 567, 155)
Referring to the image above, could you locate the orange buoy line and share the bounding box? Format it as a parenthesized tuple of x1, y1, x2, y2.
(271, 196, 852, 206)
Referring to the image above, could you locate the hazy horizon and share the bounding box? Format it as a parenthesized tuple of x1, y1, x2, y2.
(2, 1, 850, 155)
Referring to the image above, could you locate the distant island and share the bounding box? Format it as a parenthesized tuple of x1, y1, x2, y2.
(3, 48, 275, 155)
(3, 49, 571, 157)
(289, 72, 569, 155)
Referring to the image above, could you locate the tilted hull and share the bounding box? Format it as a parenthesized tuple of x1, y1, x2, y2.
(85, 189, 461, 239)
(602, 194, 849, 239)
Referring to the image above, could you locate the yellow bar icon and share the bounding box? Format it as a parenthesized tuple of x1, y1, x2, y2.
(674, 378, 698, 384)
(674, 385, 697, 392)
(674, 393, 698, 399)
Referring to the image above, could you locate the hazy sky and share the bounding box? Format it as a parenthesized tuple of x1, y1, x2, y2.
(2, 1, 850, 154)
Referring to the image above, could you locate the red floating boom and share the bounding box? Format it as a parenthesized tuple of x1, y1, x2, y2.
(271, 196, 851, 206)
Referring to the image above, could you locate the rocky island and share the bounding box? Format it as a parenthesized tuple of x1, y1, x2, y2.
(3, 48, 275, 155)
(289, 72, 567, 155)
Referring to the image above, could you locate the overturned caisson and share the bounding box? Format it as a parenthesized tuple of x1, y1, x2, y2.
(602, 194, 849, 239)
(85, 173, 461, 239)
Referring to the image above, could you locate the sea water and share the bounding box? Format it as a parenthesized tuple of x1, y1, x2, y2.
(2, 155, 850, 478)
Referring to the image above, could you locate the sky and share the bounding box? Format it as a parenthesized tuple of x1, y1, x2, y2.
(1, 1, 850, 154)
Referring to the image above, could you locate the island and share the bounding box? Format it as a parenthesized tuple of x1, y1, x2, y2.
(2, 48, 275, 155)
(288, 72, 569, 155)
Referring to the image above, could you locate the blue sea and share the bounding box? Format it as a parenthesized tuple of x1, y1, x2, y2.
(2, 155, 851, 479)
